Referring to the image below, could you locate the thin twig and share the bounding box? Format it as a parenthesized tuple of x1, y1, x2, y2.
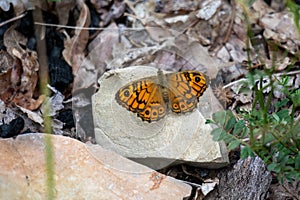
(34, 22, 146, 30)
(0, 12, 26, 27)
(223, 78, 248, 89)
(179, 180, 202, 188)
(223, 0, 236, 44)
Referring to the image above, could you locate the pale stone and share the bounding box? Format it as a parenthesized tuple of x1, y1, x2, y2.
(0, 133, 191, 199)
(92, 66, 229, 169)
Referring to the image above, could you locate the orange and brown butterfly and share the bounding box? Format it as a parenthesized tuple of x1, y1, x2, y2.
(115, 69, 208, 122)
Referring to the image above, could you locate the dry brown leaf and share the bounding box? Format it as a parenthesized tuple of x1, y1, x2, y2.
(11, 47, 43, 110)
(260, 12, 300, 54)
(71, 22, 119, 92)
(16, 105, 44, 125)
(40, 86, 64, 117)
(55, 0, 76, 25)
(251, 0, 274, 20)
(153, 0, 200, 13)
(87, 22, 119, 72)
(62, 0, 90, 74)
(90, 0, 112, 12)
(0, 51, 21, 105)
(235, 0, 298, 69)
(2, 27, 43, 110)
(225, 38, 249, 63)
(3, 25, 27, 56)
(146, 25, 173, 42)
(100, 1, 126, 26)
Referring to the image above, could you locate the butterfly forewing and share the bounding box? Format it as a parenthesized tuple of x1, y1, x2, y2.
(115, 78, 167, 122)
(115, 80, 148, 112)
(189, 72, 207, 97)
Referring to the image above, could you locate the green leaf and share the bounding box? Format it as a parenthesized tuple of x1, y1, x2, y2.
(240, 146, 255, 158)
(264, 133, 275, 144)
(291, 122, 300, 135)
(274, 98, 289, 110)
(296, 152, 300, 170)
(223, 134, 234, 143)
(276, 109, 290, 121)
(228, 140, 240, 150)
(286, 156, 295, 165)
(272, 113, 280, 122)
(291, 89, 300, 107)
(212, 111, 227, 126)
(240, 127, 249, 138)
(211, 128, 226, 141)
(280, 155, 289, 166)
(267, 163, 277, 171)
(267, 163, 281, 173)
(233, 120, 245, 135)
(284, 166, 295, 171)
(224, 115, 236, 131)
(284, 171, 298, 182)
(277, 149, 290, 162)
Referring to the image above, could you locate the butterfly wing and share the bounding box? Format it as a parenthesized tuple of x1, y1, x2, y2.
(115, 79, 167, 122)
(165, 71, 207, 113)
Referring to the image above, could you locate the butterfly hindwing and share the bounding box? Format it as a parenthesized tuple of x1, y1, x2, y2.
(137, 85, 167, 122)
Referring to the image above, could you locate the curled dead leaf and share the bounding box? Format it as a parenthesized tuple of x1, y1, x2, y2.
(62, 0, 90, 74)
(2, 27, 43, 110)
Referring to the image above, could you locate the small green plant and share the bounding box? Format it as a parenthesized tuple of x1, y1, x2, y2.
(207, 0, 300, 184)
(207, 70, 300, 183)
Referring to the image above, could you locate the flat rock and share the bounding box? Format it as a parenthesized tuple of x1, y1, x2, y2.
(92, 66, 229, 169)
(0, 133, 191, 199)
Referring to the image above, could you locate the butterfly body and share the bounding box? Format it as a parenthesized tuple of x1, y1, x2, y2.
(115, 69, 207, 122)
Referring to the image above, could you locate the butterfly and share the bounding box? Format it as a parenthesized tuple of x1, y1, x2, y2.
(115, 69, 208, 122)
